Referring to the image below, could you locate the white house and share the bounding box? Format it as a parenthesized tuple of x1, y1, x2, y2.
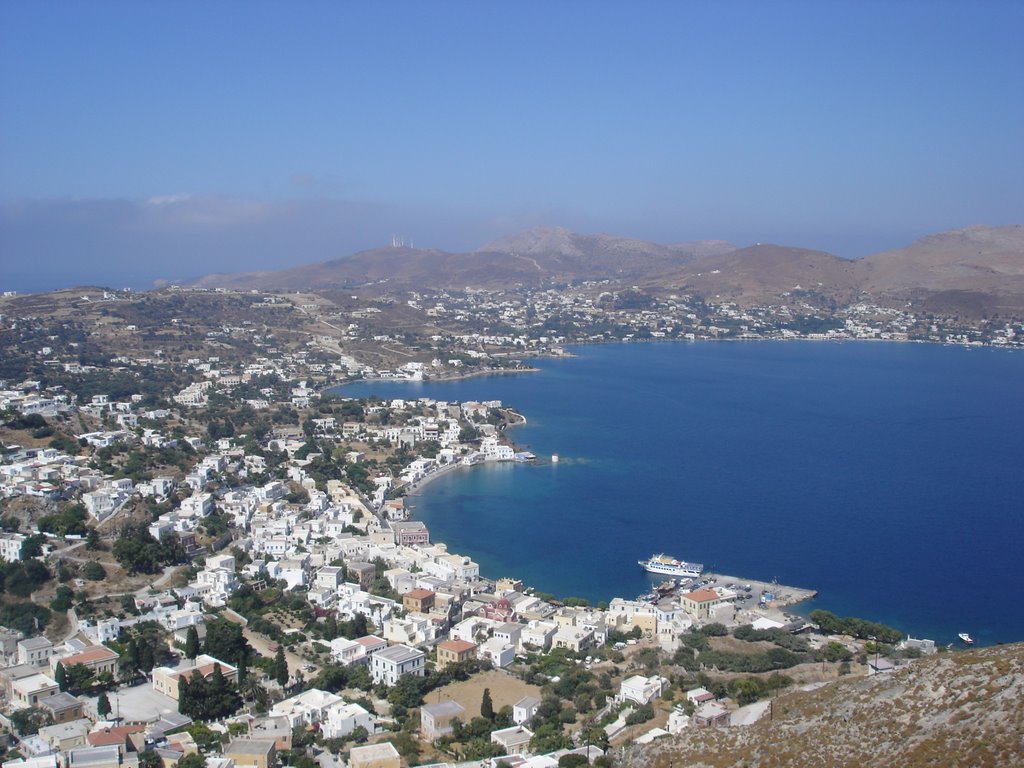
(513, 696, 540, 726)
(269, 689, 344, 728)
(328, 637, 366, 666)
(369, 645, 425, 686)
(0, 532, 26, 563)
(619, 675, 668, 706)
(322, 702, 375, 739)
(18, 637, 54, 668)
(477, 637, 516, 669)
(382, 614, 435, 647)
(519, 620, 558, 652)
(489, 725, 533, 756)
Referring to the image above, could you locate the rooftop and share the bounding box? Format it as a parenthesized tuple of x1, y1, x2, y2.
(39, 692, 83, 713)
(684, 588, 721, 603)
(376, 644, 424, 664)
(405, 588, 435, 600)
(422, 700, 465, 718)
(437, 639, 476, 653)
(59, 646, 119, 666)
(225, 738, 276, 757)
(349, 742, 400, 762)
(355, 635, 387, 649)
(19, 637, 53, 650)
(68, 746, 121, 768)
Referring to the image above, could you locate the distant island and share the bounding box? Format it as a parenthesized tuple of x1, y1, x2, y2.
(188, 223, 1024, 323)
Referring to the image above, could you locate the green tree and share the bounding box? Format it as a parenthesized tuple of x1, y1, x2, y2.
(481, 687, 494, 721)
(86, 528, 103, 550)
(10, 707, 53, 735)
(390, 732, 420, 764)
(352, 612, 369, 638)
(184, 626, 200, 660)
(97, 692, 111, 718)
(322, 613, 338, 640)
(240, 675, 270, 711)
(177, 755, 207, 768)
(822, 641, 853, 663)
(139, 642, 155, 673)
(1, 558, 52, 596)
(55, 662, 68, 692)
(111, 523, 168, 574)
(625, 703, 654, 726)
(273, 645, 289, 686)
(186, 723, 226, 753)
(0, 602, 50, 634)
(20, 534, 47, 559)
(124, 638, 140, 672)
(178, 665, 241, 721)
(727, 677, 765, 706)
(63, 663, 97, 695)
(82, 560, 106, 581)
(203, 617, 252, 666)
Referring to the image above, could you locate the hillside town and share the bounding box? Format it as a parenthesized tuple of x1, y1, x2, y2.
(0, 298, 951, 768)
(1, 281, 1021, 408)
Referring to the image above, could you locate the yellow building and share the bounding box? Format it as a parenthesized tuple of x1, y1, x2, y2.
(152, 655, 238, 701)
(631, 611, 658, 636)
(435, 639, 476, 670)
(225, 738, 276, 768)
(54, 646, 120, 678)
(680, 589, 727, 620)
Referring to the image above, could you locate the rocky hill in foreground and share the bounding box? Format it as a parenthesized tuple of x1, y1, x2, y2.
(632, 643, 1023, 768)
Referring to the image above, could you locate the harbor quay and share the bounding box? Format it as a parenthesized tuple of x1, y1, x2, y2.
(625, 569, 819, 635)
(701, 572, 817, 610)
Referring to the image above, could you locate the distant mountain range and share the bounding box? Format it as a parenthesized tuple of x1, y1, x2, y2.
(190, 224, 1024, 315)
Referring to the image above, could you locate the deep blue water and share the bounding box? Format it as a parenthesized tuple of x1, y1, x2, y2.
(337, 342, 1024, 646)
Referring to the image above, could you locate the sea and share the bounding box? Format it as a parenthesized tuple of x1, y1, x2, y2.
(336, 341, 1024, 647)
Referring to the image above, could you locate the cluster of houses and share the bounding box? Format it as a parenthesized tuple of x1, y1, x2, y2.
(0, 368, 920, 767)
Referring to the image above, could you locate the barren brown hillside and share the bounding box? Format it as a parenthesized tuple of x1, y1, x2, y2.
(188, 225, 1024, 316)
(630, 643, 1024, 768)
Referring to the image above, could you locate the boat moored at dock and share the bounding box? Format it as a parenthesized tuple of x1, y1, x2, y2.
(638, 553, 704, 577)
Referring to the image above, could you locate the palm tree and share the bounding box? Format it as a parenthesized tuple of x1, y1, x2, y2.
(239, 675, 270, 711)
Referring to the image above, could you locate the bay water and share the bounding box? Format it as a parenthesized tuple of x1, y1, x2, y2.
(338, 341, 1024, 646)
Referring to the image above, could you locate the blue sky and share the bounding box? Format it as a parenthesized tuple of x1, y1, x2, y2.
(2, 0, 1022, 291)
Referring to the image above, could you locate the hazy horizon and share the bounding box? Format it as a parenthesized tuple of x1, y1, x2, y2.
(2, 1, 1023, 292)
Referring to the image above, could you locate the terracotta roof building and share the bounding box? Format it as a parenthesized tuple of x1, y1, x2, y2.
(435, 639, 476, 670)
(53, 646, 119, 678)
(402, 588, 435, 614)
(680, 588, 729, 620)
(152, 654, 238, 701)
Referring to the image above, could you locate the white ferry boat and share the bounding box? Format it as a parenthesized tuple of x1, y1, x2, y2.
(638, 553, 704, 577)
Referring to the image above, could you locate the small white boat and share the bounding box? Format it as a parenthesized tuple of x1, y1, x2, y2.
(551, 454, 559, 463)
(958, 632, 974, 645)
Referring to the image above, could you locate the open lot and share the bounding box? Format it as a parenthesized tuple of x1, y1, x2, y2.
(431, 669, 542, 718)
(90, 682, 179, 722)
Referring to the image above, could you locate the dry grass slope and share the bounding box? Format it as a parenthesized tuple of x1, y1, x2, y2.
(631, 643, 1024, 768)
